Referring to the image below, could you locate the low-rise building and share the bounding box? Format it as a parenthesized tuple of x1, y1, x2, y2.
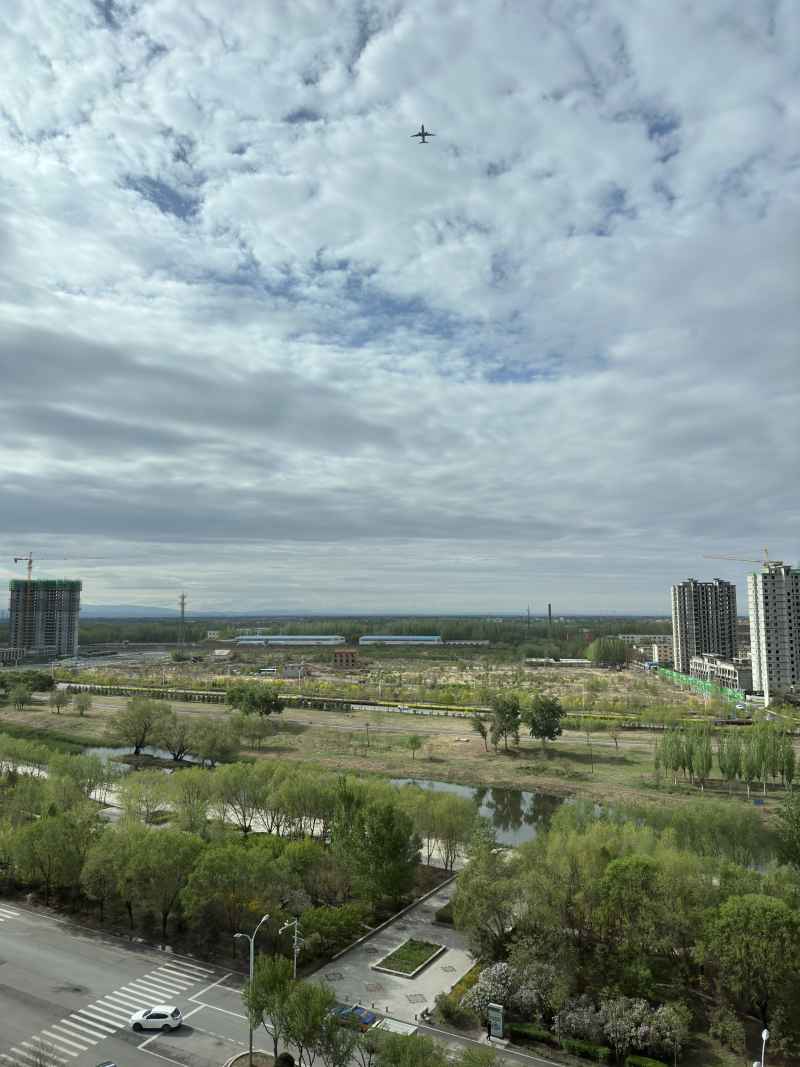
(689, 653, 753, 693)
(358, 635, 442, 645)
(333, 648, 359, 668)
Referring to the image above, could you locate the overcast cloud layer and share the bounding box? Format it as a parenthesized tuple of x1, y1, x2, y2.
(1, 0, 798, 614)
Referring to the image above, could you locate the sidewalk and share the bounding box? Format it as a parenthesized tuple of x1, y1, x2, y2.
(313, 879, 473, 1023)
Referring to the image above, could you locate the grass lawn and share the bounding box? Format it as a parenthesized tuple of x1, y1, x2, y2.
(376, 938, 443, 974)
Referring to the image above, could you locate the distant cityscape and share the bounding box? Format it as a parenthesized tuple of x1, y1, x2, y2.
(2, 560, 799, 707)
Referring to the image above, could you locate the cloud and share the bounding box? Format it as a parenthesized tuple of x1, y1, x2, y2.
(0, 0, 797, 611)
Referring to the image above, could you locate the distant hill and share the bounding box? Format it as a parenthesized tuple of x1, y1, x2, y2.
(80, 604, 180, 618)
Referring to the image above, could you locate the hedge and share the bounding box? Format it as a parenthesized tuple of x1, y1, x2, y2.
(560, 1037, 612, 1062)
(625, 1057, 669, 1067)
(508, 1022, 559, 1048)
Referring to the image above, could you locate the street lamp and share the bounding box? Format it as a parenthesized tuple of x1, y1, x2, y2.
(234, 912, 270, 1067)
(278, 917, 304, 979)
(753, 1028, 769, 1067)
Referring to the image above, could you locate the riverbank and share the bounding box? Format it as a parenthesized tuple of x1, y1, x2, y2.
(0, 694, 794, 815)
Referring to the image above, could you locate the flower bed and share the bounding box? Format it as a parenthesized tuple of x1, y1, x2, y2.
(373, 938, 445, 976)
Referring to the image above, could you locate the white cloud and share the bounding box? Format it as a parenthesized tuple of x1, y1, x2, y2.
(0, 0, 797, 612)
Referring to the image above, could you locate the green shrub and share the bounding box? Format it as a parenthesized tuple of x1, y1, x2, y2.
(560, 1037, 611, 1062)
(708, 1006, 745, 1052)
(435, 900, 454, 924)
(624, 1057, 668, 1067)
(435, 991, 476, 1028)
(509, 1022, 558, 1047)
(449, 962, 481, 1003)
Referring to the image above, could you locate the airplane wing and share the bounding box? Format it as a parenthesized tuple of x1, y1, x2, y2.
(411, 132, 422, 138)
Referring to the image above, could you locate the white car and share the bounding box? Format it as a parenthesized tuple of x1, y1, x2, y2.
(130, 1006, 183, 1032)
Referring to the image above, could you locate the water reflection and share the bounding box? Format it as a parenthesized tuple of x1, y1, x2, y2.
(390, 777, 563, 845)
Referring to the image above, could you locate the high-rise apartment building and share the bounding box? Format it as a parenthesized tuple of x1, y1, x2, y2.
(9, 579, 82, 657)
(747, 562, 800, 706)
(671, 578, 737, 674)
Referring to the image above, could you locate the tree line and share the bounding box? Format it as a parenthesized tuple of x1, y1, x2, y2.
(450, 796, 800, 1059)
(655, 723, 796, 795)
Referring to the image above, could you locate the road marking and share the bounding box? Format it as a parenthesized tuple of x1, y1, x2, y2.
(45, 1025, 95, 1048)
(189, 971, 233, 1002)
(196, 1002, 248, 1021)
(20, 1042, 68, 1066)
(123, 979, 180, 999)
(156, 962, 211, 980)
(86, 1001, 129, 1023)
(161, 959, 213, 976)
(102, 991, 142, 1009)
(136, 974, 186, 995)
(69, 1010, 116, 1034)
(52, 1018, 105, 1042)
(151, 973, 194, 985)
(37, 1033, 79, 1057)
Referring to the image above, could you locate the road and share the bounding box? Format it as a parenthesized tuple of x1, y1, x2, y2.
(0, 900, 558, 1067)
(0, 900, 251, 1067)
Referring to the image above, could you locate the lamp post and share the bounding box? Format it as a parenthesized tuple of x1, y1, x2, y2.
(278, 917, 304, 979)
(234, 912, 270, 1067)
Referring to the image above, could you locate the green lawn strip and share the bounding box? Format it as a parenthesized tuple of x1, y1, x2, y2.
(375, 938, 443, 974)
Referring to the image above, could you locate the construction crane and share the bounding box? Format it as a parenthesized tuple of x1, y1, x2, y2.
(703, 548, 778, 566)
(12, 552, 108, 579)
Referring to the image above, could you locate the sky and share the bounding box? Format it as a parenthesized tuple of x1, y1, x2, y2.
(1, 0, 798, 615)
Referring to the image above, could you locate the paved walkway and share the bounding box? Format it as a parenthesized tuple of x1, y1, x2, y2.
(313, 879, 473, 1023)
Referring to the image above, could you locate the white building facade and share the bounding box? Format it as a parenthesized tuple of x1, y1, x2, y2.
(747, 562, 800, 706)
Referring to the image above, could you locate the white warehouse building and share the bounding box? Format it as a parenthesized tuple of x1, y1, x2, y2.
(235, 635, 345, 647)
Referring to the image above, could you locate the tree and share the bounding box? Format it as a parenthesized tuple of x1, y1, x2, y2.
(352, 802, 420, 907)
(13, 811, 98, 904)
(317, 1013, 360, 1067)
(128, 828, 204, 942)
(522, 695, 564, 753)
(285, 980, 335, 1065)
(119, 769, 170, 824)
(776, 792, 800, 871)
(585, 638, 627, 666)
(471, 716, 489, 752)
(170, 766, 213, 835)
(453, 827, 518, 960)
(213, 762, 266, 834)
(183, 842, 284, 946)
(432, 794, 477, 872)
(406, 735, 423, 761)
(489, 694, 520, 752)
(74, 691, 92, 717)
(243, 954, 294, 1061)
(10, 685, 31, 710)
(227, 682, 285, 718)
(705, 894, 800, 1023)
(49, 689, 70, 714)
(106, 698, 168, 755)
(190, 718, 239, 766)
(154, 709, 193, 761)
(373, 1032, 450, 1067)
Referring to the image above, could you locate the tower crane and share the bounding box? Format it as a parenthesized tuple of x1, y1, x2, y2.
(12, 552, 109, 579)
(703, 548, 779, 566)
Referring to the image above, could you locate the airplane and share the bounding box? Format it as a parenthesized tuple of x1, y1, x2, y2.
(411, 124, 435, 144)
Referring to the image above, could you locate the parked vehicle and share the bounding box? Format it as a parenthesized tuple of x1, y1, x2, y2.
(330, 1004, 378, 1032)
(130, 1006, 183, 1032)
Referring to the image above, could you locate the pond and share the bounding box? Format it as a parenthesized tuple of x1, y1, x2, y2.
(84, 745, 203, 769)
(390, 777, 564, 846)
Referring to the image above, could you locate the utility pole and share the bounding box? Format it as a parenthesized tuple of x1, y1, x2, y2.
(278, 918, 304, 979)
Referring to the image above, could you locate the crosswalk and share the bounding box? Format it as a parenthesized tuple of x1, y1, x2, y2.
(0, 905, 20, 923)
(0, 957, 213, 1067)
